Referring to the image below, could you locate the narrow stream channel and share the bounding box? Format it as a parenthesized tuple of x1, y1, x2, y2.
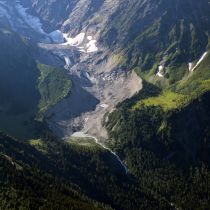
(71, 132, 128, 174)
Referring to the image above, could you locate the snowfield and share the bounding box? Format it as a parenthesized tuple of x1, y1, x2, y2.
(99, 104, 109, 108)
(61, 32, 98, 53)
(188, 62, 193, 72)
(86, 40, 98, 53)
(64, 56, 71, 70)
(156, 65, 164, 78)
(62, 33, 86, 46)
(189, 52, 208, 72)
(0, 0, 99, 53)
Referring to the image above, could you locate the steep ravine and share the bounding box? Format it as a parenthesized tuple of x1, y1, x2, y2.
(45, 45, 142, 140)
(42, 32, 142, 174)
(71, 131, 128, 173)
(0, 0, 142, 172)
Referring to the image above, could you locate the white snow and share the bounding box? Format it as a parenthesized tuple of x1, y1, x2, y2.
(64, 56, 71, 66)
(86, 40, 96, 48)
(156, 72, 164, 77)
(84, 71, 91, 80)
(86, 40, 98, 53)
(1, 1, 99, 54)
(61, 32, 98, 53)
(62, 32, 85, 46)
(188, 62, 193, 71)
(82, 71, 96, 82)
(13, 1, 99, 53)
(99, 104, 109, 108)
(0, 1, 67, 44)
(87, 36, 93, 41)
(189, 52, 208, 72)
(64, 56, 71, 70)
(79, 49, 86, 53)
(156, 65, 164, 78)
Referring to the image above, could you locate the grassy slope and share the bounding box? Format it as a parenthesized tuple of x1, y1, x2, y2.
(133, 91, 186, 111)
(37, 63, 72, 120)
(132, 50, 210, 112)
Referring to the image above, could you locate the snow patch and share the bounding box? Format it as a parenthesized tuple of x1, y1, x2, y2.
(189, 52, 208, 72)
(60, 32, 98, 53)
(188, 62, 193, 72)
(99, 104, 109, 108)
(156, 65, 164, 78)
(86, 40, 98, 53)
(64, 56, 71, 69)
(62, 33, 85, 46)
(87, 36, 93, 41)
(0, 1, 66, 44)
(82, 71, 96, 82)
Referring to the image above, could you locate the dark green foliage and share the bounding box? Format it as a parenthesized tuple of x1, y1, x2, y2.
(1, 0, 210, 208)
(0, 28, 72, 139)
(37, 63, 72, 120)
(0, 29, 39, 113)
(0, 132, 112, 210)
(0, 132, 172, 210)
(103, 1, 210, 208)
(105, 86, 210, 210)
(0, 28, 41, 140)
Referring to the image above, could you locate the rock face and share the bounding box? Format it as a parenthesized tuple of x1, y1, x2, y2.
(46, 52, 142, 139)
(20, 0, 118, 35)
(22, 0, 210, 48)
(3, 0, 141, 139)
(20, 0, 210, 77)
(20, 0, 78, 30)
(4, 0, 210, 139)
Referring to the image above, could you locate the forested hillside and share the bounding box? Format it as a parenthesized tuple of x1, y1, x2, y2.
(105, 72, 210, 210)
(1, 0, 210, 209)
(0, 132, 173, 210)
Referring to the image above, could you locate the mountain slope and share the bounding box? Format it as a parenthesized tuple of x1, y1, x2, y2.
(0, 28, 41, 139)
(0, 132, 173, 210)
(0, 28, 72, 139)
(1, 0, 210, 209)
(0, 135, 112, 210)
(96, 0, 210, 89)
(23, 0, 210, 85)
(105, 85, 210, 209)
